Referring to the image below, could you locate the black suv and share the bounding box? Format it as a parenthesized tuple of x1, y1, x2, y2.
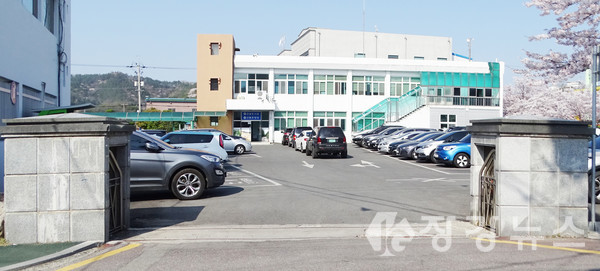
(289, 126, 313, 148)
(306, 126, 347, 158)
(281, 128, 294, 145)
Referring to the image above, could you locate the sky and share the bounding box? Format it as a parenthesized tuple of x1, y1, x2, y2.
(71, 0, 562, 85)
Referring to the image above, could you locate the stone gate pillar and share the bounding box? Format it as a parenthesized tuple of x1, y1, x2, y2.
(469, 117, 592, 237)
(1, 113, 134, 244)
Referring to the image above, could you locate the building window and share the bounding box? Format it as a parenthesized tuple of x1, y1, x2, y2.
(414, 56, 424, 60)
(390, 77, 420, 96)
(274, 74, 308, 94)
(388, 55, 399, 59)
(440, 114, 456, 130)
(274, 111, 308, 131)
(210, 116, 219, 126)
(314, 75, 346, 95)
(313, 112, 346, 130)
(210, 43, 220, 55)
(352, 76, 384, 96)
(210, 78, 219, 91)
(437, 57, 447, 61)
(234, 73, 268, 94)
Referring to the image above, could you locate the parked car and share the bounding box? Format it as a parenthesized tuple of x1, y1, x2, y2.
(352, 124, 404, 146)
(361, 127, 406, 148)
(223, 134, 252, 154)
(414, 130, 469, 162)
(129, 131, 226, 200)
(161, 130, 229, 161)
(379, 131, 431, 154)
(294, 130, 314, 153)
(394, 132, 444, 159)
(433, 134, 471, 168)
(184, 128, 251, 154)
(306, 126, 347, 158)
(376, 128, 437, 151)
(289, 126, 313, 148)
(281, 128, 294, 145)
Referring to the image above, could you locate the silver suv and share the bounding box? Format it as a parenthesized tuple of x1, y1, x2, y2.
(130, 131, 226, 200)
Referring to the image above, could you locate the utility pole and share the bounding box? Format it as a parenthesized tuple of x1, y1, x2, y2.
(128, 63, 145, 112)
(591, 45, 599, 231)
(467, 38, 474, 61)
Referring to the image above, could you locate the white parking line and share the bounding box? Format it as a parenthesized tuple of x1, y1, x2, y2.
(228, 164, 282, 186)
(394, 157, 451, 175)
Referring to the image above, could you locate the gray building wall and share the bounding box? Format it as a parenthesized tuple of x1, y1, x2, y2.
(284, 27, 454, 61)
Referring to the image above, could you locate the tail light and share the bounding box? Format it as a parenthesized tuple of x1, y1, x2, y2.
(219, 134, 224, 149)
(317, 137, 321, 143)
(293, 135, 297, 141)
(343, 136, 346, 143)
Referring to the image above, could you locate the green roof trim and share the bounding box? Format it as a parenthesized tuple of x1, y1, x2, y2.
(84, 111, 225, 122)
(146, 98, 197, 103)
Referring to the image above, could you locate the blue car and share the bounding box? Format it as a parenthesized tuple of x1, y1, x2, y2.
(433, 134, 471, 168)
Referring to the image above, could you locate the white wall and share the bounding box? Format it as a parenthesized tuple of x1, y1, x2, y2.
(0, 0, 71, 112)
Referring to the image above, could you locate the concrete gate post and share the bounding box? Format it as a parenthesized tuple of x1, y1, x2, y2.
(468, 117, 592, 237)
(0, 113, 135, 244)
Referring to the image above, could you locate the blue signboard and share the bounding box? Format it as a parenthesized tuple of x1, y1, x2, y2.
(241, 112, 262, 121)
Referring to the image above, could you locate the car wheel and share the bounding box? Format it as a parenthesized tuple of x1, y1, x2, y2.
(429, 152, 436, 163)
(453, 153, 470, 168)
(234, 145, 245, 154)
(312, 149, 319, 159)
(411, 150, 418, 160)
(341, 150, 347, 158)
(306, 147, 311, 156)
(170, 168, 206, 200)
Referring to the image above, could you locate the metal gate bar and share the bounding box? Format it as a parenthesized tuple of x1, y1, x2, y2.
(108, 150, 123, 234)
(479, 149, 496, 231)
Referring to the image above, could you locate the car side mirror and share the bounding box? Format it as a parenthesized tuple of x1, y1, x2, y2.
(145, 142, 161, 152)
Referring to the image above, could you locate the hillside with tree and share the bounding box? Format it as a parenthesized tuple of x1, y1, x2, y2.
(71, 72, 196, 112)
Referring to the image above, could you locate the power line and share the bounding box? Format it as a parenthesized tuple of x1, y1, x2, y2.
(72, 63, 195, 70)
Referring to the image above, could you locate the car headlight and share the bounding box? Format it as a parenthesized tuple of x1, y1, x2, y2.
(424, 143, 435, 149)
(443, 146, 456, 151)
(201, 154, 221, 163)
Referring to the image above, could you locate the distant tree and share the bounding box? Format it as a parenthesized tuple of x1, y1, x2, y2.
(135, 108, 185, 132)
(504, 73, 596, 121)
(523, 0, 600, 82)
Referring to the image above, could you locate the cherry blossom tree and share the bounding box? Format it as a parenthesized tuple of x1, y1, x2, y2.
(504, 74, 597, 120)
(523, 0, 600, 82)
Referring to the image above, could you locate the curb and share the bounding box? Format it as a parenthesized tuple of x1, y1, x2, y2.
(0, 241, 100, 271)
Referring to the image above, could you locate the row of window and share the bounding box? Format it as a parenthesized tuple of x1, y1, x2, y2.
(234, 111, 457, 131)
(234, 74, 423, 96)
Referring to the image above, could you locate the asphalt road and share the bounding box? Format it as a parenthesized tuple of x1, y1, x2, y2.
(127, 144, 471, 227)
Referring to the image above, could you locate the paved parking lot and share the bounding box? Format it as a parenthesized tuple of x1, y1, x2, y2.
(129, 143, 471, 229)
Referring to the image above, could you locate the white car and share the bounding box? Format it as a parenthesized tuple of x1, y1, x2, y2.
(223, 134, 252, 154)
(161, 131, 229, 161)
(295, 130, 314, 153)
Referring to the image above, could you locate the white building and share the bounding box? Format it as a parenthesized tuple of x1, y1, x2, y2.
(0, 0, 71, 121)
(197, 28, 503, 142)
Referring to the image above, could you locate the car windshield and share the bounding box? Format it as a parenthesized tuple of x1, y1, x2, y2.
(421, 133, 445, 142)
(319, 128, 344, 137)
(134, 131, 177, 149)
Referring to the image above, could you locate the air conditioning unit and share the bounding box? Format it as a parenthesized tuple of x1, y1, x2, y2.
(257, 91, 265, 99)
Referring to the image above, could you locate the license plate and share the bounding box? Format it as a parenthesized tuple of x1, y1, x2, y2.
(328, 139, 337, 143)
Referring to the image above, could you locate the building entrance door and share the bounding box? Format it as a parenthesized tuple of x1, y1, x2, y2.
(251, 121, 261, 141)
